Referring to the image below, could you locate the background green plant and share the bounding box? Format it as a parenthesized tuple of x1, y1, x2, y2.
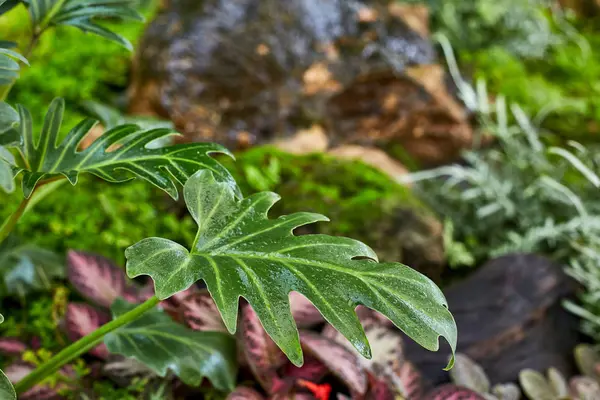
(0, 1, 159, 136)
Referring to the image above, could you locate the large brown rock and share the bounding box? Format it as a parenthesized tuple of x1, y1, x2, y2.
(129, 0, 473, 166)
(404, 253, 582, 386)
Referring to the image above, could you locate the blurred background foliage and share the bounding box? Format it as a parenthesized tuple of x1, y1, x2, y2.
(2, 0, 600, 395)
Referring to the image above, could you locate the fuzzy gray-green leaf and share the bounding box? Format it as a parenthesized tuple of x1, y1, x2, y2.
(0, 313, 16, 400)
(126, 170, 457, 368)
(104, 299, 237, 391)
(12, 98, 236, 199)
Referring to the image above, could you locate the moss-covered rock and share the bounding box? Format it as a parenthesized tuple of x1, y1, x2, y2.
(219, 146, 446, 281)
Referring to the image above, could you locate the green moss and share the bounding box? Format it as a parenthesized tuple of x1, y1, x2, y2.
(0, 2, 159, 137)
(461, 24, 600, 143)
(0, 178, 195, 265)
(220, 146, 435, 264)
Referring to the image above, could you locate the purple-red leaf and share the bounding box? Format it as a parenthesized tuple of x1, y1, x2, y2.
(67, 251, 131, 308)
(281, 357, 328, 383)
(0, 338, 27, 356)
(180, 291, 226, 332)
(323, 321, 403, 377)
(426, 384, 487, 400)
(366, 374, 395, 400)
(270, 393, 314, 400)
(64, 303, 110, 359)
(300, 331, 368, 396)
(356, 306, 393, 327)
(227, 386, 266, 400)
(4, 363, 61, 400)
(394, 361, 424, 400)
(289, 292, 324, 328)
(239, 304, 288, 392)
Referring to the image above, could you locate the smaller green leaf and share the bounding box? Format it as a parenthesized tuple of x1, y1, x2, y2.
(0, 313, 17, 400)
(104, 298, 238, 391)
(14, 98, 236, 199)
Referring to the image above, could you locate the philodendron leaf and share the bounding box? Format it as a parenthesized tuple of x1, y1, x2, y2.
(126, 170, 457, 368)
(104, 298, 237, 391)
(0, 314, 17, 400)
(11, 98, 236, 199)
(23, 0, 143, 50)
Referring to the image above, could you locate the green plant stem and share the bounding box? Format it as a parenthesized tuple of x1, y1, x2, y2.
(15, 296, 161, 394)
(0, 175, 64, 245)
(0, 192, 33, 245)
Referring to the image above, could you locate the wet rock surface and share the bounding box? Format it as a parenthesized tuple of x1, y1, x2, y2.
(130, 0, 473, 165)
(404, 253, 582, 386)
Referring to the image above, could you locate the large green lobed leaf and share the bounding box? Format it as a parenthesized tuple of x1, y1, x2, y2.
(10, 98, 236, 198)
(104, 299, 237, 391)
(126, 170, 457, 368)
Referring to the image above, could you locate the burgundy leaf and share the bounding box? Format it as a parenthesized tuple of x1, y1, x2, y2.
(227, 386, 266, 400)
(270, 393, 315, 400)
(426, 385, 487, 400)
(136, 282, 156, 302)
(239, 304, 288, 392)
(0, 338, 27, 356)
(355, 306, 393, 327)
(393, 361, 424, 400)
(281, 357, 328, 382)
(180, 291, 226, 332)
(5, 363, 61, 400)
(289, 292, 324, 328)
(64, 303, 110, 359)
(167, 285, 198, 305)
(323, 321, 403, 375)
(366, 374, 395, 400)
(67, 250, 130, 308)
(300, 331, 368, 396)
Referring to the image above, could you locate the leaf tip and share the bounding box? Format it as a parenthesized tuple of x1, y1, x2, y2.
(444, 354, 455, 371)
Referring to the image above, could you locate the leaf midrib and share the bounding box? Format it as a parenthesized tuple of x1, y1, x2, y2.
(115, 327, 216, 353)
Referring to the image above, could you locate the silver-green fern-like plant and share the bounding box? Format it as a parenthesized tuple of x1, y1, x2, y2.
(404, 35, 600, 263)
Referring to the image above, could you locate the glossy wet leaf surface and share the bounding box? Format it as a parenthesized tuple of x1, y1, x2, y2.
(126, 170, 457, 367)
